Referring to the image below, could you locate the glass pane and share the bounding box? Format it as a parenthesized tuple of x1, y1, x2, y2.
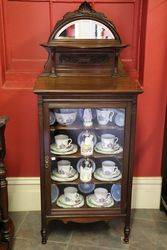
(50, 108, 125, 210)
(55, 20, 115, 39)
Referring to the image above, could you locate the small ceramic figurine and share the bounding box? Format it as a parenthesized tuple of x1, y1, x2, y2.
(83, 109, 93, 127)
(80, 158, 93, 182)
(80, 130, 94, 156)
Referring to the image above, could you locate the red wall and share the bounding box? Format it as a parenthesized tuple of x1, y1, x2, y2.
(135, 0, 167, 176)
(0, 0, 166, 177)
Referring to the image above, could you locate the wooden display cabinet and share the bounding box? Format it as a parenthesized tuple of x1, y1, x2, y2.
(34, 1, 143, 244)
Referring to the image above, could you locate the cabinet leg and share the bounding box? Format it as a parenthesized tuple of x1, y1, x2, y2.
(2, 220, 10, 242)
(0, 180, 10, 242)
(123, 225, 130, 244)
(41, 229, 47, 244)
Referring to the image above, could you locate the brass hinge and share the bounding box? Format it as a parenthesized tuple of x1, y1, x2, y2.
(45, 155, 50, 169)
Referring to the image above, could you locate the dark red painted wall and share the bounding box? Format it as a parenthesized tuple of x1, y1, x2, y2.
(0, 0, 166, 177)
(135, 0, 167, 176)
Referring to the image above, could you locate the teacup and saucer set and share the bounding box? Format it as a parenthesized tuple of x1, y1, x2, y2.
(94, 160, 122, 181)
(86, 187, 114, 208)
(50, 134, 78, 155)
(51, 160, 78, 182)
(57, 187, 84, 208)
(94, 133, 123, 154)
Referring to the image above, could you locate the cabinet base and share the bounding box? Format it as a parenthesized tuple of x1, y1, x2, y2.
(41, 215, 131, 244)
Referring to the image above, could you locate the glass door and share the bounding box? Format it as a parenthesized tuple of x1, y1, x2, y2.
(49, 107, 125, 211)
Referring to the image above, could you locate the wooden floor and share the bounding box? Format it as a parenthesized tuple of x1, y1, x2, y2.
(11, 209, 167, 250)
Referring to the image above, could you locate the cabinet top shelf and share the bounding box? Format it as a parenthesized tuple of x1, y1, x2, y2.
(34, 75, 143, 94)
(41, 39, 127, 49)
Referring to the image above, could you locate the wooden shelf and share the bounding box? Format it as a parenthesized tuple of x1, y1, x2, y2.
(42, 39, 127, 49)
(51, 150, 123, 159)
(51, 176, 121, 185)
(50, 124, 124, 131)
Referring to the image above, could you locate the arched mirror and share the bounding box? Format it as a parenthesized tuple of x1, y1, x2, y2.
(55, 20, 115, 39)
(41, 1, 127, 77)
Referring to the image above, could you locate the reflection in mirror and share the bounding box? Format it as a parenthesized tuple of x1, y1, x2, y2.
(55, 20, 115, 39)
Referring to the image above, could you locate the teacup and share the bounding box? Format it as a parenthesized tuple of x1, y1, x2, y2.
(54, 134, 72, 150)
(101, 134, 118, 149)
(102, 160, 118, 175)
(96, 109, 114, 125)
(64, 187, 79, 203)
(94, 187, 110, 203)
(57, 160, 73, 176)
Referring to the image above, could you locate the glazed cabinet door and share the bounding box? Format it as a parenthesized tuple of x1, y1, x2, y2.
(42, 101, 132, 216)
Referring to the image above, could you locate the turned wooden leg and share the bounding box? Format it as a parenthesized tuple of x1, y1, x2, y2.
(123, 224, 130, 244)
(41, 228, 47, 244)
(0, 176, 10, 242)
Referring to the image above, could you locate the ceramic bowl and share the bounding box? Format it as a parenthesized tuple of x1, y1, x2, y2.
(54, 111, 77, 125)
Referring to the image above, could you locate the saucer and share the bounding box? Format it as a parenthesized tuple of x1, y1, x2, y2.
(51, 144, 78, 155)
(77, 158, 96, 173)
(51, 184, 59, 203)
(51, 143, 73, 152)
(94, 168, 122, 181)
(94, 142, 123, 155)
(78, 183, 95, 194)
(51, 169, 78, 182)
(111, 184, 121, 202)
(86, 194, 114, 208)
(57, 194, 84, 208)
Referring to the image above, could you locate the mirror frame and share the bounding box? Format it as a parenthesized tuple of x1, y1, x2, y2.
(48, 1, 121, 43)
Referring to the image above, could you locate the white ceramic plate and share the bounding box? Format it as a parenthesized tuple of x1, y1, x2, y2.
(94, 168, 122, 181)
(51, 171, 78, 182)
(50, 143, 73, 152)
(94, 142, 123, 155)
(57, 194, 84, 208)
(86, 194, 114, 208)
(51, 144, 78, 155)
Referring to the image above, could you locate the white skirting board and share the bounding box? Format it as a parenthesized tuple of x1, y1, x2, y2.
(7, 177, 162, 211)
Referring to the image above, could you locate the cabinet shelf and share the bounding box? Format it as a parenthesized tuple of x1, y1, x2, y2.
(50, 124, 124, 131)
(51, 177, 121, 185)
(51, 150, 123, 159)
